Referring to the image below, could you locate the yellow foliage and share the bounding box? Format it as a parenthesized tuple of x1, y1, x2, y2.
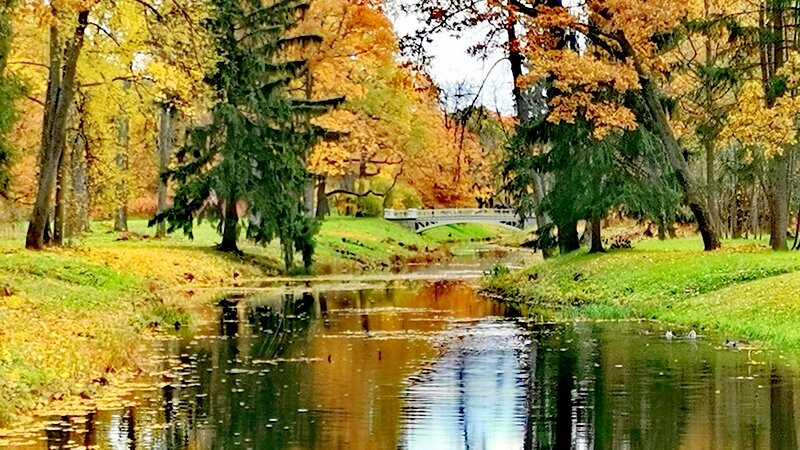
(7, 0, 216, 215)
(518, 0, 686, 137)
(723, 81, 799, 157)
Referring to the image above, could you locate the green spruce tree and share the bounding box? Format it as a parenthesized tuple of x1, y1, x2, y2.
(0, 0, 23, 197)
(152, 0, 341, 271)
(504, 118, 681, 255)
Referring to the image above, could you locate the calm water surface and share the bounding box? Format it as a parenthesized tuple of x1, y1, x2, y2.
(6, 275, 800, 449)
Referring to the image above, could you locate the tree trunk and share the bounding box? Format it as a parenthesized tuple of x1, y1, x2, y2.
(732, 192, 743, 239)
(283, 239, 294, 273)
(219, 196, 239, 253)
(316, 176, 329, 218)
(26, 12, 89, 250)
(618, 33, 720, 250)
(301, 237, 313, 270)
(53, 140, 70, 245)
(506, 24, 531, 122)
(792, 205, 800, 250)
(506, 20, 554, 258)
(304, 178, 315, 218)
(41, 215, 51, 244)
(113, 114, 129, 232)
(588, 218, 605, 254)
(156, 103, 173, 238)
(750, 183, 759, 239)
(767, 153, 789, 250)
(705, 138, 722, 236)
(638, 71, 720, 250)
(68, 127, 90, 236)
(702, 18, 723, 238)
(559, 220, 580, 254)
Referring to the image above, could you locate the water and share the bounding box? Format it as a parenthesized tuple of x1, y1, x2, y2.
(5, 279, 800, 449)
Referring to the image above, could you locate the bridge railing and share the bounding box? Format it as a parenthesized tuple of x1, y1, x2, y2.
(384, 208, 517, 219)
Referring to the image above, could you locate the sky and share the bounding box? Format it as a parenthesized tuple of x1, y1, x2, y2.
(387, 8, 517, 116)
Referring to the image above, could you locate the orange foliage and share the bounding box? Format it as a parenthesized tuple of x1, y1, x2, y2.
(302, 0, 490, 208)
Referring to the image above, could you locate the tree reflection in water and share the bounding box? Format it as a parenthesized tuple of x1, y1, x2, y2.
(9, 283, 800, 450)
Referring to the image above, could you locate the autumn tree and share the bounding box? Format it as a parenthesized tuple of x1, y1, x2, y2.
(451, 105, 511, 208)
(395, 0, 552, 221)
(503, 1, 722, 250)
(302, 0, 487, 213)
(661, 1, 750, 237)
(7, 0, 215, 244)
(722, 1, 800, 250)
(152, 0, 341, 270)
(23, 4, 91, 249)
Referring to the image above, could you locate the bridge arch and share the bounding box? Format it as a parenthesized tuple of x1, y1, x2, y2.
(384, 208, 535, 234)
(415, 220, 526, 234)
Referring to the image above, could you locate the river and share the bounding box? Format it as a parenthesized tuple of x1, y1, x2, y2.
(5, 254, 800, 449)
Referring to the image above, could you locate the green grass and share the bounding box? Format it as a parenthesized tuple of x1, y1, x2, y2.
(0, 252, 140, 310)
(1, 217, 511, 272)
(484, 236, 800, 348)
(313, 218, 508, 267)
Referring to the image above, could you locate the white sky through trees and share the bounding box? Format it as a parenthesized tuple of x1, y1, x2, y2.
(388, 8, 517, 116)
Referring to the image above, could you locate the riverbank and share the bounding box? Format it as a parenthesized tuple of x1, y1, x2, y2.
(484, 237, 800, 348)
(0, 217, 507, 427)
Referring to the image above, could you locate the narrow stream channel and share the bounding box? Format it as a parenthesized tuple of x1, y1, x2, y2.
(6, 256, 800, 449)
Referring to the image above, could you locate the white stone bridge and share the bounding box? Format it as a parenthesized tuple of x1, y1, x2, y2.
(384, 208, 535, 233)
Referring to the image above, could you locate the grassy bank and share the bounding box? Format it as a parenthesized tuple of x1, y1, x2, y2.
(484, 237, 800, 348)
(0, 217, 508, 427)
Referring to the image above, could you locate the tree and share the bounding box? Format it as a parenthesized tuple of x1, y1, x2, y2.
(25, 6, 90, 249)
(151, 0, 342, 271)
(7, 0, 214, 245)
(395, 0, 555, 223)
(663, 0, 747, 237)
(155, 101, 175, 238)
(302, 0, 490, 213)
(504, 116, 681, 255)
(711, 1, 800, 250)
(514, 1, 722, 250)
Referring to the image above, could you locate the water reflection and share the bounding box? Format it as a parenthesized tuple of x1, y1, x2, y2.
(524, 322, 800, 450)
(401, 322, 529, 449)
(5, 283, 800, 449)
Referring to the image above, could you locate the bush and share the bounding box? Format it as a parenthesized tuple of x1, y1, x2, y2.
(386, 182, 423, 209)
(488, 263, 512, 277)
(606, 233, 633, 250)
(355, 193, 384, 217)
(333, 178, 424, 217)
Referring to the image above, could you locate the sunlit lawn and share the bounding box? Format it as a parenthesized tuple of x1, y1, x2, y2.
(487, 234, 800, 348)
